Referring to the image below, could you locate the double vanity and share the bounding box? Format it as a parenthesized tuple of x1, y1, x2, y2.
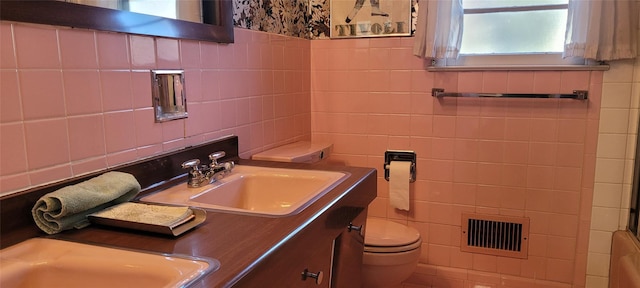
(0, 136, 377, 287)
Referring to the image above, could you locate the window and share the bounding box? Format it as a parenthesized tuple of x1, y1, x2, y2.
(460, 0, 568, 55)
(436, 0, 595, 68)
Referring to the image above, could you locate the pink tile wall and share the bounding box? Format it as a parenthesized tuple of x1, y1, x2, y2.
(311, 38, 602, 287)
(0, 22, 311, 195)
(0, 18, 605, 287)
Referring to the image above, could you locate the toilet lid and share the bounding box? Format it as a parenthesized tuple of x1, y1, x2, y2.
(364, 218, 421, 248)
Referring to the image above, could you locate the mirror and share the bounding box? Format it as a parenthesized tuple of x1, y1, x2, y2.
(0, 0, 233, 43)
(63, 0, 203, 24)
(152, 70, 188, 122)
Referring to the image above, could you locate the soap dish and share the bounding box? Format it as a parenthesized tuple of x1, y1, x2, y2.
(88, 202, 206, 236)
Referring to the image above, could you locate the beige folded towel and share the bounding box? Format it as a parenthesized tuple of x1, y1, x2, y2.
(91, 202, 193, 227)
(32, 171, 141, 234)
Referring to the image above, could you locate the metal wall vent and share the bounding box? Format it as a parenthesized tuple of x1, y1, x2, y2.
(461, 213, 529, 259)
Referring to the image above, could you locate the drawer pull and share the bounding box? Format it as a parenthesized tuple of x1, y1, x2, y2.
(301, 269, 324, 285)
(348, 222, 362, 233)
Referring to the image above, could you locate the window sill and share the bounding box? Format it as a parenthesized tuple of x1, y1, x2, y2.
(427, 64, 610, 72)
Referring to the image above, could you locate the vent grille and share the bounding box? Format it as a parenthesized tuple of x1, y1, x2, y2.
(461, 213, 529, 259)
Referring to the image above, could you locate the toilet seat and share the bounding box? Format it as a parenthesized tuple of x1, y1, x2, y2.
(364, 218, 421, 253)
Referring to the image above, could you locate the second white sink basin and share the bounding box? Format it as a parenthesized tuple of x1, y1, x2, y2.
(141, 165, 349, 217)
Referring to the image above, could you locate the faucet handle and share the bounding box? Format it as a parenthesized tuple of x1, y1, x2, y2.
(182, 159, 207, 188)
(222, 161, 235, 171)
(208, 151, 226, 165)
(181, 159, 201, 170)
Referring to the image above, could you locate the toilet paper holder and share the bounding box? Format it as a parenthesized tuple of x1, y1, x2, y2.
(384, 150, 416, 183)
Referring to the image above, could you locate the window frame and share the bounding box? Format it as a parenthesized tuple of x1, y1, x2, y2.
(429, 1, 609, 71)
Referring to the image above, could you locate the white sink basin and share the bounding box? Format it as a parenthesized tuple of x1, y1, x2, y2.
(0, 238, 217, 288)
(141, 165, 349, 217)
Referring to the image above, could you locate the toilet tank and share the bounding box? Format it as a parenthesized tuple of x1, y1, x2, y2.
(251, 142, 332, 164)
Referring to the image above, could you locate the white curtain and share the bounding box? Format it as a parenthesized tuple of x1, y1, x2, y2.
(564, 0, 638, 61)
(412, 0, 464, 59)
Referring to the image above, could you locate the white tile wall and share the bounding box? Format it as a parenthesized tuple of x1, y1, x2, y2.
(587, 9, 640, 285)
(590, 207, 623, 231)
(587, 251, 612, 276)
(601, 83, 633, 108)
(598, 109, 631, 134)
(594, 158, 626, 183)
(589, 230, 613, 254)
(592, 183, 623, 208)
(623, 159, 636, 185)
(602, 60, 635, 83)
(633, 80, 640, 100)
(627, 133, 639, 157)
(596, 134, 628, 159)
(621, 184, 633, 211)
(587, 43, 640, 287)
(586, 275, 609, 288)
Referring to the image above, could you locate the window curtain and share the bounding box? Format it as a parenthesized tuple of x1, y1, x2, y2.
(564, 0, 638, 61)
(412, 0, 464, 59)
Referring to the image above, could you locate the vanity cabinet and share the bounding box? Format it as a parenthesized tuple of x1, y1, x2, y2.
(0, 135, 379, 288)
(234, 208, 368, 287)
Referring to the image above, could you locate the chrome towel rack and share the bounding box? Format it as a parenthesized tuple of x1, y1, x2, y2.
(431, 88, 588, 100)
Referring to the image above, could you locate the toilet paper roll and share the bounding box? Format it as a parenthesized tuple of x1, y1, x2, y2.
(389, 161, 411, 211)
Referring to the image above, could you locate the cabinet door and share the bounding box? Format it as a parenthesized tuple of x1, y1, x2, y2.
(298, 241, 334, 288)
(234, 232, 334, 287)
(331, 209, 367, 288)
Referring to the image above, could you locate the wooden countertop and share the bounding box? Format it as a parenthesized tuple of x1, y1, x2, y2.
(51, 161, 377, 287)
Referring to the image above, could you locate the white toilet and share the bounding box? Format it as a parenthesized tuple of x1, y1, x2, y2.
(252, 142, 422, 287)
(362, 218, 421, 288)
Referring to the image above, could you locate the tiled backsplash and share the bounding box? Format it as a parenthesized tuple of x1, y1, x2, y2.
(0, 23, 311, 195)
(0, 136, 239, 248)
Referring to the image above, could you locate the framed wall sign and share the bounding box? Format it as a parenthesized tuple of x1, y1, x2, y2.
(330, 0, 411, 38)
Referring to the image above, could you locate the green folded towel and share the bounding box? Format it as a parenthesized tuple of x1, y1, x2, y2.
(32, 171, 141, 234)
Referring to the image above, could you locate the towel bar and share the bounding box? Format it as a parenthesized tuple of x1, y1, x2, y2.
(431, 88, 588, 100)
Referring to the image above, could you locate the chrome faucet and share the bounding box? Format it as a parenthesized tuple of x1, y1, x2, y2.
(181, 151, 235, 188)
(206, 151, 235, 182)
